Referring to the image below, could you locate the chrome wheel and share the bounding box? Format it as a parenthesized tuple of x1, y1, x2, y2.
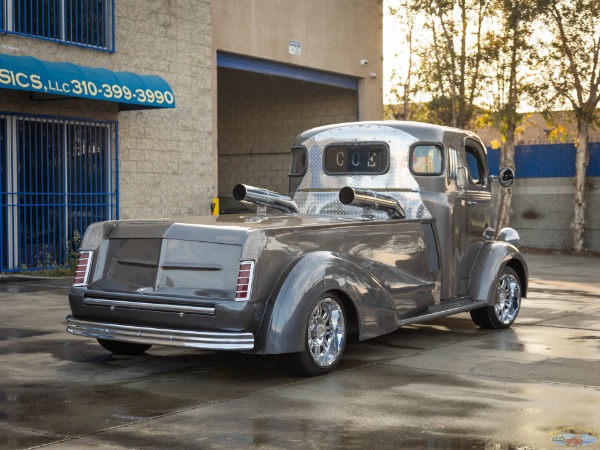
(287, 293, 348, 376)
(307, 297, 346, 367)
(494, 272, 521, 325)
(470, 266, 523, 329)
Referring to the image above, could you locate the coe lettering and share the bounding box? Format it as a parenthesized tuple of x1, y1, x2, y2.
(367, 151, 376, 168)
(324, 145, 386, 174)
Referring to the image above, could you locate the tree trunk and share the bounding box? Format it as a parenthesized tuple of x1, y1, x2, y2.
(570, 121, 590, 253)
(496, 124, 516, 230)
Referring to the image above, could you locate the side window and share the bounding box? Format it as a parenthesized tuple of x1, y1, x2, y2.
(410, 144, 443, 175)
(288, 147, 307, 194)
(466, 151, 480, 183)
(465, 142, 487, 186)
(289, 147, 307, 177)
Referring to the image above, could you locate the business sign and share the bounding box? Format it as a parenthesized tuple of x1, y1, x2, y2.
(289, 40, 301, 56)
(0, 53, 175, 109)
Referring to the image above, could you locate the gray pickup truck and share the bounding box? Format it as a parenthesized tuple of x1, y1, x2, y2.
(67, 121, 527, 376)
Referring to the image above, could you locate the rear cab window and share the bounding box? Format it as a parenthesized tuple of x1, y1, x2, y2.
(323, 143, 389, 175)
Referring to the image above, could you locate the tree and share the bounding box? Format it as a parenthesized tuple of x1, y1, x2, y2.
(412, 0, 493, 129)
(536, 0, 600, 252)
(480, 0, 538, 229)
(387, 0, 421, 121)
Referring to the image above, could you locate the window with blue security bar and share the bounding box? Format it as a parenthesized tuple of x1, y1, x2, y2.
(0, 112, 118, 273)
(0, 0, 115, 52)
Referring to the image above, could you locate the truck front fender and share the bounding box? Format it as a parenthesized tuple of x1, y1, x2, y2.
(256, 251, 397, 355)
(468, 242, 528, 303)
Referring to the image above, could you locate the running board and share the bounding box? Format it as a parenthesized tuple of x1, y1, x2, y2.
(397, 298, 487, 327)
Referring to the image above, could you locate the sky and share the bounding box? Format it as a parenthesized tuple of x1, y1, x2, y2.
(382, 0, 427, 105)
(382, 0, 404, 104)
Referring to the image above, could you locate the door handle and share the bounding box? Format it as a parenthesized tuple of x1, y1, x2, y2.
(468, 201, 477, 206)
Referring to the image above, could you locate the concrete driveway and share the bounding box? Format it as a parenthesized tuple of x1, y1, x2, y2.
(0, 253, 599, 449)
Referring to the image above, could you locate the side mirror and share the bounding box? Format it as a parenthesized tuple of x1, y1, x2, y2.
(457, 166, 468, 189)
(498, 167, 515, 187)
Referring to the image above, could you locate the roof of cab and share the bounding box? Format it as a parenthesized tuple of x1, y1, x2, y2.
(291, 120, 480, 147)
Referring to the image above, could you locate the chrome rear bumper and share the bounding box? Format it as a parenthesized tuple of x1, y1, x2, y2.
(66, 316, 254, 350)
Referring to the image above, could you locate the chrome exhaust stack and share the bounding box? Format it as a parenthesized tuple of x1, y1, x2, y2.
(232, 184, 299, 214)
(338, 186, 405, 219)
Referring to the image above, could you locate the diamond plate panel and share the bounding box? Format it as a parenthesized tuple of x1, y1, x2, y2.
(292, 123, 431, 220)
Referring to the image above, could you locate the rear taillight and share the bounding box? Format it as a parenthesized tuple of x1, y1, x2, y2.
(235, 261, 255, 301)
(73, 251, 93, 286)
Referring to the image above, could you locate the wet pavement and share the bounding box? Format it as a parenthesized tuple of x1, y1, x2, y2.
(0, 253, 599, 449)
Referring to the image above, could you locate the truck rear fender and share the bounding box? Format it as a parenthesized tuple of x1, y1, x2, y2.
(256, 251, 397, 355)
(468, 242, 528, 303)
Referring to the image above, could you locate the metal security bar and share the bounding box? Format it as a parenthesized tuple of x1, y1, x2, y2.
(0, 112, 118, 273)
(1, 0, 115, 52)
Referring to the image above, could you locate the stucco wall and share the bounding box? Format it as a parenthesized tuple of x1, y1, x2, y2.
(212, 0, 383, 121)
(0, 0, 214, 218)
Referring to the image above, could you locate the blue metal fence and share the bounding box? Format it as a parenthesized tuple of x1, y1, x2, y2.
(488, 142, 600, 177)
(0, 112, 118, 273)
(1, 0, 115, 52)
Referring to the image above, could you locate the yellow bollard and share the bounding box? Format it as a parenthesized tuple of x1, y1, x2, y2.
(210, 197, 219, 215)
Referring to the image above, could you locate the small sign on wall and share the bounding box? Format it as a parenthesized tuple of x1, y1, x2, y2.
(289, 40, 301, 56)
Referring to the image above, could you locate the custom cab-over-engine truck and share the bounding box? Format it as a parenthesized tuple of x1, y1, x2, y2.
(67, 121, 527, 376)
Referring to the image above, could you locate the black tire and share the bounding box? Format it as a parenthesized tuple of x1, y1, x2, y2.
(97, 338, 152, 355)
(470, 266, 522, 329)
(287, 293, 348, 376)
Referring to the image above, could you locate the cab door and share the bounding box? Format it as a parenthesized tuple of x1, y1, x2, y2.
(455, 139, 493, 294)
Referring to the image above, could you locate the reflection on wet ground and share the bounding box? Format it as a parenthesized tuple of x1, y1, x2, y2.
(530, 286, 600, 299)
(1, 254, 599, 449)
(0, 328, 55, 341)
(0, 277, 71, 294)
